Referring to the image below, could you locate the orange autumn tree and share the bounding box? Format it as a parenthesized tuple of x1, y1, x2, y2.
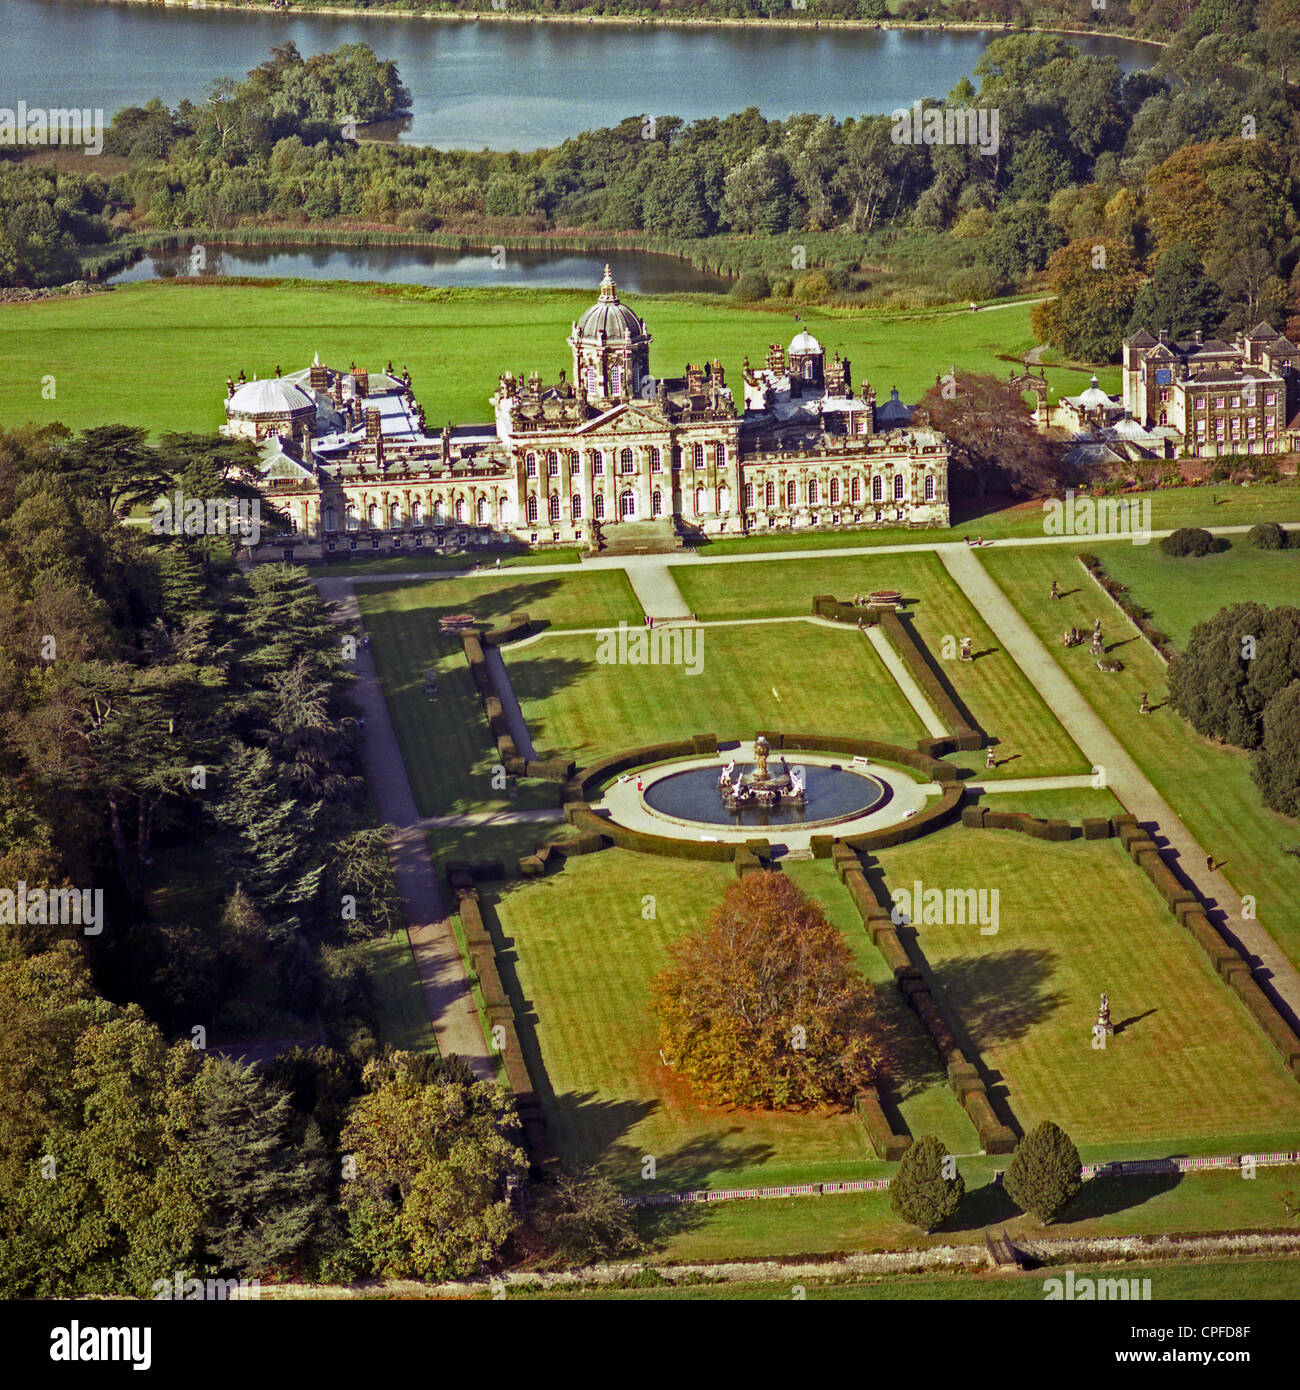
(650, 873, 889, 1110)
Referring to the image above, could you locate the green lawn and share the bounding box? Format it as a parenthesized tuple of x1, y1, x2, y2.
(355, 569, 642, 813)
(482, 853, 971, 1189)
(981, 544, 1300, 972)
(1094, 536, 1300, 650)
(0, 280, 1041, 435)
(873, 825, 1300, 1150)
(357, 932, 438, 1053)
(636, 1165, 1300, 1264)
(673, 552, 1088, 779)
(508, 1256, 1300, 1300)
(507, 620, 927, 764)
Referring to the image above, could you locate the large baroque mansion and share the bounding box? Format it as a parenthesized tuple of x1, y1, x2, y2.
(222, 268, 949, 561)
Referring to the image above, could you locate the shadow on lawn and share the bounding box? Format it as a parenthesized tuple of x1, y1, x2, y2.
(626, 1130, 782, 1250)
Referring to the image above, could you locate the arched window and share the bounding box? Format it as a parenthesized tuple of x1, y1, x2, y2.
(743, 482, 754, 510)
(610, 364, 623, 396)
(367, 503, 380, 528)
(389, 502, 402, 528)
(808, 479, 819, 506)
(476, 497, 488, 525)
(650, 447, 662, 473)
(693, 442, 705, 469)
(804, 358, 815, 380)
(620, 447, 634, 474)
(594, 493, 605, 520)
(547, 451, 559, 476)
(714, 442, 725, 468)
(652, 489, 663, 517)
(786, 480, 797, 507)
(526, 495, 539, 524)
(548, 494, 560, 523)
(695, 488, 705, 514)
(830, 477, 841, 505)
(717, 484, 730, 513)
(572, 495, 583, 521)
(345, 504, 358, 532)
(893, 474, 905, 501)
(570, 451, 581, 475)
(924, 474, 936, 501)
(591, 451, 604, 476)
(765, 481, 776, 509)
(454, 498, 466, 523)
(525, 452, 537, 477)
(620, 489, 636, 519)
(324, 506, 337, 533)
(851, 477, 862, 504)
(412, 499, 424, 527)
(499, 498, 515, 526)
(585, 366, 598, 396)
(872, 476, 883, 503)
(433, 498, 446, 525)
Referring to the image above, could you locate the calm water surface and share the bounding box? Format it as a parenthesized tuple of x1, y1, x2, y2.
(5, 0, 1159, 149)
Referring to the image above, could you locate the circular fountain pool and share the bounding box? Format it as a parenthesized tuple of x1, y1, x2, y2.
(643, 762, 888, 828)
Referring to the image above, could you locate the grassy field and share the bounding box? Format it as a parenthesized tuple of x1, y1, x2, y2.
(507, 620, 928, 764)
(0, 281, 1045, 435)
(354, 569, 642, 813)
(873, 824, 1300, 1150)
(1095, 536, 1300, 650)
(673, 552, 1089, 779)
(357, 932, 438, 1053)
(483, 852, 974, 1189)
(508, 1256, 1300, 1300)
(635, 1165, 1300, 1264)
(981, 544, 1300, 972)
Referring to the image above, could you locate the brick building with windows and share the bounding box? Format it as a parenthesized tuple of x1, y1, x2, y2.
(224, 267, 948, 561)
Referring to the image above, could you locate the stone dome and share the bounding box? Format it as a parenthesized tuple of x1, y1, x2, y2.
(226, 377, 316, 422)
(572, 265, 648, 345)
(789, 329, 823, 355)
(1073, 375, 1112, 411)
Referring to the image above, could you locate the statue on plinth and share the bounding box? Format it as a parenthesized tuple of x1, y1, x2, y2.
(1096, 991, 1115, 1036)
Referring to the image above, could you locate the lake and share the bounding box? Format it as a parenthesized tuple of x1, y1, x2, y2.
(107, 242, 734, 292)
(6, 0, 1159, 150)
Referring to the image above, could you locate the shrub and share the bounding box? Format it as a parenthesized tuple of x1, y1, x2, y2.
(889, 1134, 965, 1232)
(1248, 522, 1290, 551)
(1253, 681, 1300, 819)
(1159, 526, 1218, 557)
(1003, 1120, 1082, 1223)
(769, 276, 793, 299)
(731, 270, 772, 303)
(527, 1165, 643, 1269)
(793, 270, 832, 302)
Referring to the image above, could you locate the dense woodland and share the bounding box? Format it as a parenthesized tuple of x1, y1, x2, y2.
(0, 422, 635, 1294)
(3, 25, 1299, 360)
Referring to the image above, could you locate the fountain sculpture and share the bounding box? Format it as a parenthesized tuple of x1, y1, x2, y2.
(718, 734, 806, 810)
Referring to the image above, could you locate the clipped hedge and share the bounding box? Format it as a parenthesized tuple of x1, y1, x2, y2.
(564, 803, 738, 861)
(1228, 976, 1300, 1072)
(878, 608, 983, 751)
(854, 1088, 912, 1161)
(481, 611, 533, 647)
(841, 783, 965, 852)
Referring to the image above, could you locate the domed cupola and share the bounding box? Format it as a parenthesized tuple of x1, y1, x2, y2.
(568, 265, 652, 405)
(788, 328, 824, 387)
